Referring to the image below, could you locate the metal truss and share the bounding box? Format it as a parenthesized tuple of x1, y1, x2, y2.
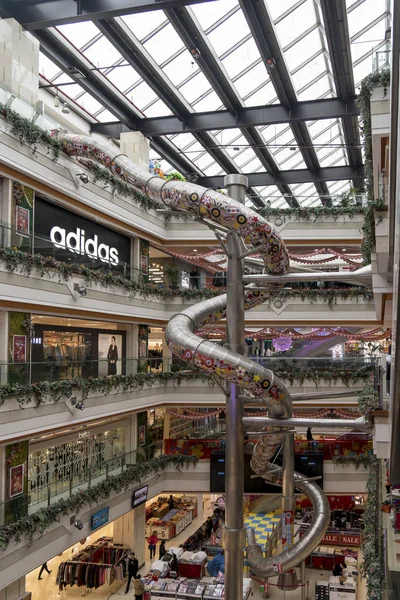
(0, 0, 217, 30)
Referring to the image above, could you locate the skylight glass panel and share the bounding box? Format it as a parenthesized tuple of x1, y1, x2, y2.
(291, 55, 326, 93)
(353, 57, 378, 87)
(244, 82, 278, 107)
(191, 0, 239, 30)
(241, 157, 263, 172)
(39, 52, 61, 80)
(83, 36, 124, 67)
(129, 81, 157, 110)
(347, 0, 385, 39)
(308, 118, 339, 139)
(57, 22, 100, 48)
(179, 71, 213, 104)
(233, 62, 269, 98)
(96, 109, 119, 122)
(291, 182, 319, 198)
(283, 27, 322, 72)
(143, 99, 173, 117)
(50, 72, 84, 98)
(317, 144, 347, 167)
(207, 11, 251, 56)
(105, 65, 141, 91)
(75, 93, 104, 114)
(328, 180, 351, 198)
(163, 51, 198, 87)
(143, 24, 184, 64)
(222, 39, 262, 79)
(233, 147, 259, 167)
(192, 151, 218, 170)
(279, 151, 307, 170)
(274, 0, 316, 48)
(211, 128, 242, 146)
(267, 0, 307, 21)
(297, 74, 331, 101)
(203, 163, 226, 176)
(168, 132, 198, 150)
(193, 91, 224, 112)
(350, 18, 386, 64)
(121, 11, 168, 40)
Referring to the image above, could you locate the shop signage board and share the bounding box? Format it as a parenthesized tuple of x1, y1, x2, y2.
(91, 507, 109, 531)
(34, 198, 131, 273)
(299, 530, 361, 546)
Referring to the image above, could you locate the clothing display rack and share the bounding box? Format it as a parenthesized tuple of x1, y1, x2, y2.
(56, 538, 130, 596)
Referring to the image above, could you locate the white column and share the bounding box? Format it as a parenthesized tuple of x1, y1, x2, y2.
(0, 312, 9, 385)
(0, 576, 25, 600)
(0, 19, 39, 107)
(126, 413, 138, 464)
(162, 333, 172, 371)
(120, 132, 150, 170)
(113, 504, 146, 569)
(132, 237, 140, 282)
(0, 179, 13, 248)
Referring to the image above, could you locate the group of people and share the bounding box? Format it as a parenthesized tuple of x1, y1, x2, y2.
(125, 552, 143, 597)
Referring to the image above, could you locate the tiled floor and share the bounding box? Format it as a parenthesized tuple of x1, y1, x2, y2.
(244, 510, 282, 547)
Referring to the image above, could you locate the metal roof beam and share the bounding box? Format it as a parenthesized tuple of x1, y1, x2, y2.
(0, 0, 218, 30)
(89, 97, 359, 137)
(239, 0, 333, 205)
(197, 165, 364, 189)
(32, 29, 202, 179)
(165, 5, 299, 207)
(319, 0, 364, 189)
(96, 17, 265, 206)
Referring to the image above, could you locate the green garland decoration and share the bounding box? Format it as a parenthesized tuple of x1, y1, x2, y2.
(0, 453, 198, 550)
(361, 457, 382, 599)
(0, 103, 61, 158)
(0, 365, 374, 408)
(0, 246, 374, 306)
(357, 383, 380, 423)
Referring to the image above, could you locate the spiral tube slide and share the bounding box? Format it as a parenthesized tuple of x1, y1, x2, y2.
(60, 133, 330, 576)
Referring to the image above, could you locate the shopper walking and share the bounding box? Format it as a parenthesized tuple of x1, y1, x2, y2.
(159, 540, 167, 560)
(38, 562, 51, 580)
(168, 494, 175, 511)
(133, 575, 144, 600)
(125, 552, 139, 594)
(148, 532, 159, 560)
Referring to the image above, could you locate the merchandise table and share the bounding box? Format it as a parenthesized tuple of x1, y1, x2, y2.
(178, 561, 206, 580)
(329, 576, 356, 600)
(142, 577, 252, 600)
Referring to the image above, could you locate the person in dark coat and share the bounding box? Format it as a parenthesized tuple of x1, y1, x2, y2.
(168, 494, 175, 511)
(190, 267, 200, 289)
(125, 552, 139, 594)
(107, 336, 118, 375)
(159, 540, 167, 560)
(38, 562, 51, 580)
(306, 427, 313, 441)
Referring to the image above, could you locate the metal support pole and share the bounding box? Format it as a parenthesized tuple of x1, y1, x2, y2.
(224, 174, 248, 600)
(300, 561, 306, 600)
(281, 432, 295, 550)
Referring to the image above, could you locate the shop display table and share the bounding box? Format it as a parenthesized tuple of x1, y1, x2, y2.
(178, 561, 206, 579)
(154, 504, 169, 518)
(177, 580, 206, 600)
(329, 576, 356, 600)
(151, 579, 181, 600)
(203, 577, 252, 599)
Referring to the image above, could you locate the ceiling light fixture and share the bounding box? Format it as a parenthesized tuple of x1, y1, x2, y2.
(54, 92, 60, 108)
(76, 172, 89, 184)
(61, 102, 70, 114)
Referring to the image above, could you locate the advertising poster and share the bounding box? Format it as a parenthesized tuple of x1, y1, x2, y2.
(98, 333, 123, 377)
(9, 464, 24, 498)
(13, 335, 26, 363)
(282, 510, 294, 549)
(141, 254, 148, 274)
(91, 507, 109, 531)
(139, 425, 146, 446)
(16, 206, 30, 237)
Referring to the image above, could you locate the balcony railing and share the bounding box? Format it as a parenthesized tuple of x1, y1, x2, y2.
(0, 356, 378, 387)
(0, 444, 160, 525)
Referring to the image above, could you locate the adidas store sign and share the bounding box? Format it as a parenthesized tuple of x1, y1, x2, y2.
(50, 227, 119, 265)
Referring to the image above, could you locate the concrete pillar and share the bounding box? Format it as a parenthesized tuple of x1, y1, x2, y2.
(132, 237, 140, 282)
(120, 132, 150, 170)
(163, 412, 171, 451)
(126, 413, 138, 464)
(0, 19, 39, 107)
(162, 333, 172, 371)
(0, 179, 13, 248)
(124, 323, 138, 374)
(113, 504, 146, 569)
(0, 576, 25, 600)
(0, 312, 9, 385)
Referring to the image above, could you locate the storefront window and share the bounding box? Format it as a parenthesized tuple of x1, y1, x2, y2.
(28, 426, 125, 506)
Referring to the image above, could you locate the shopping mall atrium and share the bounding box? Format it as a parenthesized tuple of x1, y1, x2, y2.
(0, 0, 398, 599)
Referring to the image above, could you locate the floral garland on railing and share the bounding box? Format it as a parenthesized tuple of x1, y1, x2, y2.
(0, 247, 374, 306)
(333, 454, 381, 598)
(0, 367, 374, 408)
(0, 453, 198, 551)
(167, 407, 361, 420)
(0, 370, 215, 407)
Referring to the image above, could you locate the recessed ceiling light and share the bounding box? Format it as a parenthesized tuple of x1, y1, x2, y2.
(193, 249, 197, 252)
(342, 248, 347, 252)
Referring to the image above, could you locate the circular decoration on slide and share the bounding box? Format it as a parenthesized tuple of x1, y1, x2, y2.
(274, 217, 283, 227)
(271, 243, 280, 254)
(211, 207, 221, 218)
(274, 299, 283, 309)
(261, 378, 271, 390)
(205, 358, 215, 368)
(189, 192, 199, 203)
(182, 350, 193, 360)
(236, 214, 247, 225)
(252, 290, 260, 297)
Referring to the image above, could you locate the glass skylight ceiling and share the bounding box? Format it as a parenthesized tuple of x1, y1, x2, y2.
(37, 0, 390, 207)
